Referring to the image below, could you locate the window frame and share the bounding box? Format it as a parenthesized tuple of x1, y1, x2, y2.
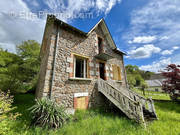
(73, 54, 89, 79)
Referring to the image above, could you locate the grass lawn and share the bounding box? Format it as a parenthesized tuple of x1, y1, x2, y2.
(134, 89, 170, 100)
(0, 94, 180, 135)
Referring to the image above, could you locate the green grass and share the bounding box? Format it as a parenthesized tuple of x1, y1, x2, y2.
(134, 89, 170, 100)
(0, 94, 180, 135)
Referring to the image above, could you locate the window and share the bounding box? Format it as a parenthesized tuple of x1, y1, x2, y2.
(74, 56, 87, 78)
(112, 65, 122, 81)
(98, 37, 103, 53)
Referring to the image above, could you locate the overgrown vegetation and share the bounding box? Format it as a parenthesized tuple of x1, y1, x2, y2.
(0, 94, 179, 135)
(29, 98, 69, 129)
(0, 40, 40, 93)
(0, 90, 21, 135)
(134, 88, 170, 100)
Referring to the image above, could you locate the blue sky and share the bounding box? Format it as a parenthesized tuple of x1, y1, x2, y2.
(0, 0, 180, 72)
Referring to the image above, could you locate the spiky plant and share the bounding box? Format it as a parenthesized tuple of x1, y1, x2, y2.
(29, 98, 69, 129)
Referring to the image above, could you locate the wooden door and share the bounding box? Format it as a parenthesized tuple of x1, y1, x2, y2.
(76, 97, 86, 109)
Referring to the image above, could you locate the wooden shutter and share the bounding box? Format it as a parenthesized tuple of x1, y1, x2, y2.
(117, 66, 122, 80)
(113, 65, 122, 81)
(113, 65, 118, 80)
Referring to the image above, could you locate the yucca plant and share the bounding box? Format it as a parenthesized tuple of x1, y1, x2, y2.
(29, 98, 69, 129)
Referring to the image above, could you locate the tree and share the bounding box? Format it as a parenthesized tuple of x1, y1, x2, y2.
(141, 81, 148, 96)
(162, 64, 180, 101)
(0, 40, 40, 93)
(125, 64, 151, 90)
(0, 49, 23, 92)
(125, 64, 139, 74)
(127, 74, 136, 89)
(16, 40, 40, 92)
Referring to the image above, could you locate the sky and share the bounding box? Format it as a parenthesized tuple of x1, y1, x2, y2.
(0, 0, 180, 72)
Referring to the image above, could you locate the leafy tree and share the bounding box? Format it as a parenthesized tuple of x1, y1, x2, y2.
(139, 70, 154, 80)
(162, 64, 180, 101)
(126, 65, 144, 85)
(16, 40, 40, 92)
(125, 64, 139, 74)
(0, 40, 40, 93)
(127, 74, 136, 89)
(0, 49, 23, 92)
(141, 81, 148, 96)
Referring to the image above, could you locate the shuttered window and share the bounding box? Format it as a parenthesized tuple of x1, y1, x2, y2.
(112, 65, 122, 81)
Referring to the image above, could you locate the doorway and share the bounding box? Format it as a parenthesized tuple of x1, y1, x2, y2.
(99, 62, 105, 80)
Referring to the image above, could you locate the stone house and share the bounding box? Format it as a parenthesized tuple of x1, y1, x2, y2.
(36, 15, 157, 123)
(36, 15, 127, 109)
(145, 74, 165, 92)
(145, 80, 163, 92)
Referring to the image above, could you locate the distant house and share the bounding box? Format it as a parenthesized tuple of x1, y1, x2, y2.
(145, 74, 165, 92)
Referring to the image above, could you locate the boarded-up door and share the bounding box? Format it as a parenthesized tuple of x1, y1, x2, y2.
(76, 97, 86, 109)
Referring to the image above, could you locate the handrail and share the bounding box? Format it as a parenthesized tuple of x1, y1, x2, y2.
(98, 78, 145, 124)
(98, 79, 138, 104)
(97, 78, 157, 124)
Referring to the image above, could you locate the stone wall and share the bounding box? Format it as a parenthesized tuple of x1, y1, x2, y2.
(36, 20, 128, 109)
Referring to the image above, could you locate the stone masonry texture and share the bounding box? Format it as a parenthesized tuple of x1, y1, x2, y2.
(36, 17, 128, 109)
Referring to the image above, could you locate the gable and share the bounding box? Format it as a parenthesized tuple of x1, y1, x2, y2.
(45, 15, 125, 55)
(87, 19, 116, 49)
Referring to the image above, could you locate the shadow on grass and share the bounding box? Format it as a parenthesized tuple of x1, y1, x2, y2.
(155, 101, 180, 113)
(12, 93, 35, 121)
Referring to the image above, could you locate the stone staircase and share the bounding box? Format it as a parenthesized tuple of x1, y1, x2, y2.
(97, 78, 158, 125)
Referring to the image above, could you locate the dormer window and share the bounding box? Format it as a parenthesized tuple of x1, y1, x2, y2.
(98, 37, 103, 53)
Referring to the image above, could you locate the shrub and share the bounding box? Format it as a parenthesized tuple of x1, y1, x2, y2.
(0, 90, 21, 135)
(0, 90, 20, 121)
(29, 98, 69, 129)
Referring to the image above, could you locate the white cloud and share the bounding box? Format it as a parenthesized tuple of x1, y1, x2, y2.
(31, 0, 39, 7)
(172, 46, 179, 50)
(123, 0, 180, 50)
(0, 0, 122, 52)
(0, 0, 30, 13)
(140, 54, 180, 73)
(139, 58, 171, 72)
(160, 36, 169, 40)
(0, 42, 16, 53)
(0, 0, 45, 52)
(161, 50, 173, 55)
(161, 46, 179, 56)
(128, 36, 156, 44)
(127, 44, 161, 59)
(44, 0, 121, 21)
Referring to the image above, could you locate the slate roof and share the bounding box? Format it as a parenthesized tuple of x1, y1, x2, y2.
(145, 79, 164, 87)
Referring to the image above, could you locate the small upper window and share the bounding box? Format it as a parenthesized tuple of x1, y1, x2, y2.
(74, 56, 87, 78)
(98, 37, 103, 53)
